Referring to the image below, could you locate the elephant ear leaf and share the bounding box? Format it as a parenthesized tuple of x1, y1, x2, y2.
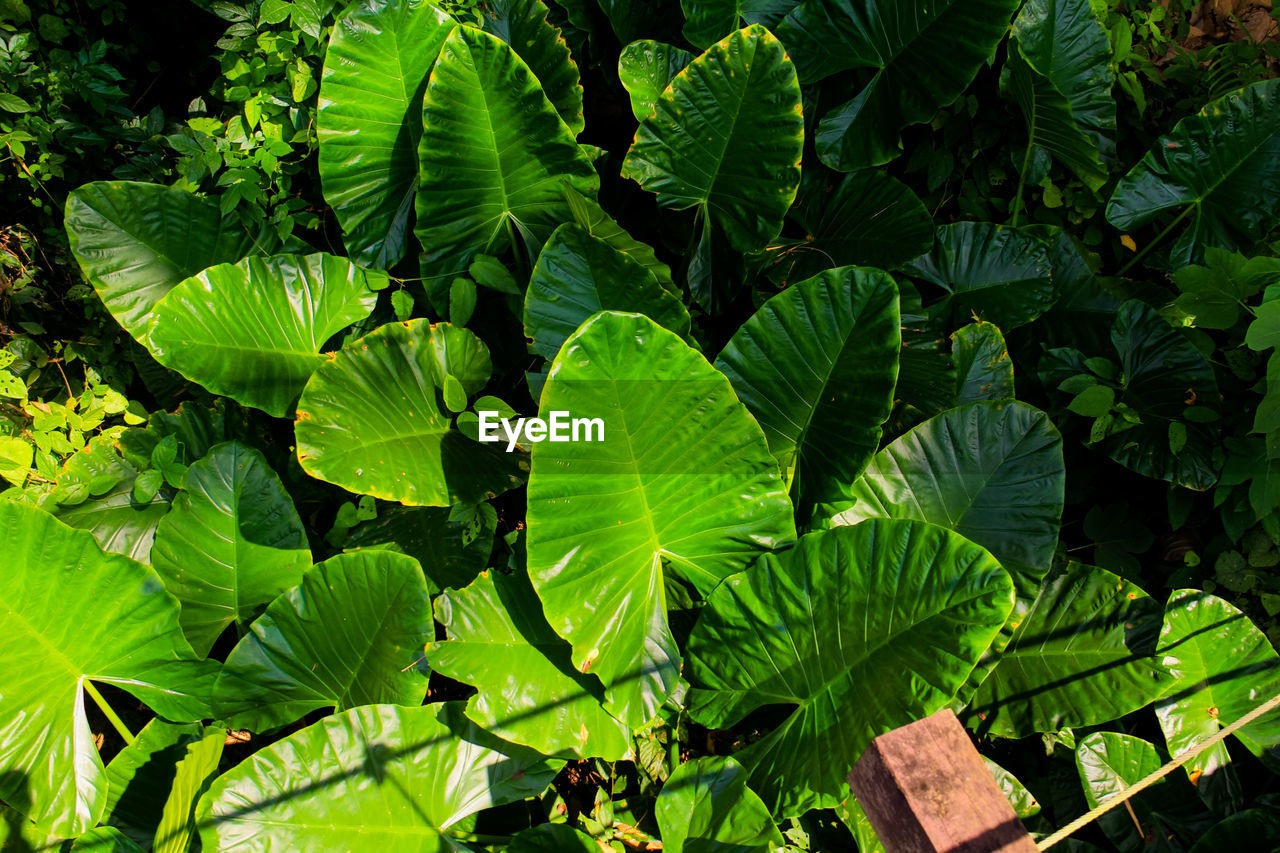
(0, 503, 216, 839)
(1003, 0, 1116, 191)
(655, 755, 784, 852)
(618, 39, 691, 121)
(196, 703, 556, 850)
(685, 521, 1013, 818)
(776, 0, 1022, 170)
(714, 266, 900, 505)
(1107, 78, 1280, 267)
(317, 0, 456, 268)
(146, 253, 382, 418)
(527, 311, 795, 729)
(524, 223, 691, 360)
(415, 26, 598, 279)
(295, 319, 525, 507)
(150, 441, 312, 657)
(621, 25, 803, 255)
(64, 181, 268, 342)
(480, 0, 584, 134)
(213, 551, 433, 731)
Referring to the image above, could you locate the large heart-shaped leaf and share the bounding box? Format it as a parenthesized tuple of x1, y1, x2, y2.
(150, 441, 312, 656)
(563, 185, 675, 291)
(295, 319, 524, 506)
(415, 26, 598, 279)
(777, 169, 934, 280)
(655, 755, 784, 852)
(1003, 0, 1115, 191)
(480, 0, 584, 134)
(621, 24, 803, 254)
(102, 720, 204, 849)
(904, 222, 1056, 332)
(527, 311, 795, 728)
(618, 39, 691, 121)
(714, 266, 900, 504)
(146, 253, 382, 418)
(686, 521, 1012, 817)
(775, 0, 1021, 170)
(213, 551, 433, 731)
(1157, 590, 1280, 775)
(524, 223, 691, 360)
(426, 568, 632, 760)
(964, 563, 1168, 737)
(953, 320, 1014, 404)
(64, 182, 267, 342)
(1107, 78, 1280, 267)
(317, 0, 456, 267)
(679, 0, 794, 48)
(827, 401, 1065, 597)
(196, 703, 556, 850)
(0, 503, 215, 838)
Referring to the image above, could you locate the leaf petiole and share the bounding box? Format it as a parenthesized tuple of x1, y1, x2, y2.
(84, 679, 136, 746)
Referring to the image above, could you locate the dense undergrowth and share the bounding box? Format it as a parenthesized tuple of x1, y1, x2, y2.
(3, 0, 1280, 850)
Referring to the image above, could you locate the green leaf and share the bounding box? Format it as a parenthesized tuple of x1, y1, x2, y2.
(146, 253, 381, 418)
(714, 266, 900, 504)
(344, 504, 495, 594)
(0, 92, 33, 112)
(563, 185, 675, 291)
(1004, 0, 1116, 189)
(524, 223, 691, 360)
(527, 311, 795, 728)
(826, 401, 1065, 597)
(196, 703, 557, 850)
(152, 729, 223, 853)
(618, 39, 692, 121)
(0, 435, 32, 487)
(686, 521, 1013, 817)
(983, 757, 1041, 819)
(1157, 590, 1280, 776)
(449, 277, 476, 326)
(781, 169, 934, 279)
(1174, 248, 1280, 330)
(0, 503, 215, 838)
(469, 254, 522, 295)
(70, 826, 146, 852)
(415, 26, 598, 279)
(214, 551, 433, 731)
(777, 0, 1021, 170)
(317, 0, 456, 267)
(952, 321, 1014, 404)
(1068, 383, 1115, 417)
(621, 25, 803, 253)
(1248, 297, 1280, 351)
(510, 824, 600, 851)
(42, 436, 170, 564)
(656, 755, 784, 851)
(480, 0, 584, 134)
(295, 319, 524, 506)
(102, 720, 205, 849)
(904, 222, 1056, 331)
(965, 563, 1168, 737)
(150, 441, 312, 656)
(1107, 79, 1280, 267)
(1188, 810, 1280, 853)
(64, 181, 268, 342)
(427, 568, 632, 760)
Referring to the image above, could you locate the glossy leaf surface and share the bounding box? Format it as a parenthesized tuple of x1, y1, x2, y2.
(480, 0, 584, 134)
(655, 755, 783, 852)
(147, 253, 381, 418)
(317, 0, 456, 267)
(714, 266, 900, 504)
(0, 503, 214, 838)
(214, 551, 433, 731)
(953, 321, 1014, 404)
(527, 311, 795, 728)
(151, 441, 312, 656)
(686, 521, 1013, 817)
(621, 25, 803, 253)
(618, 39, 691, 121)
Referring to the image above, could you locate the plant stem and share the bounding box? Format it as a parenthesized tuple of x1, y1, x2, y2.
(83, 680, 135, 746)
(1116, 206, 1194, 277)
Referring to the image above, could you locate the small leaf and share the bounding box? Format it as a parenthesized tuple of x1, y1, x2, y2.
(449, 278, 476, 326)
(1068, 384, 1115, 417)
(0, 92, 33, 113)
(469, 255, 521, 295)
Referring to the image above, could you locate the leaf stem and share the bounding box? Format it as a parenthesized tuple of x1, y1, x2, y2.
(84, 680, 136, 746)
(1116, 206, 1194, 277)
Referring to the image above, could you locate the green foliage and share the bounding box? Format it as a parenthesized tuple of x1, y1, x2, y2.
(4, 0, 1280, 850)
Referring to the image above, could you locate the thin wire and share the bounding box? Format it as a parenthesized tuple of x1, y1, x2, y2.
(1038, 692, 1280, 850)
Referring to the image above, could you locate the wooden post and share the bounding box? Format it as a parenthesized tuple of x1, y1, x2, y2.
(849, 709, 1039, 853)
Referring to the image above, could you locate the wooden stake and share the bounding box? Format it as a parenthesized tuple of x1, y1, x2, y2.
(849, 709, 1038, 853)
